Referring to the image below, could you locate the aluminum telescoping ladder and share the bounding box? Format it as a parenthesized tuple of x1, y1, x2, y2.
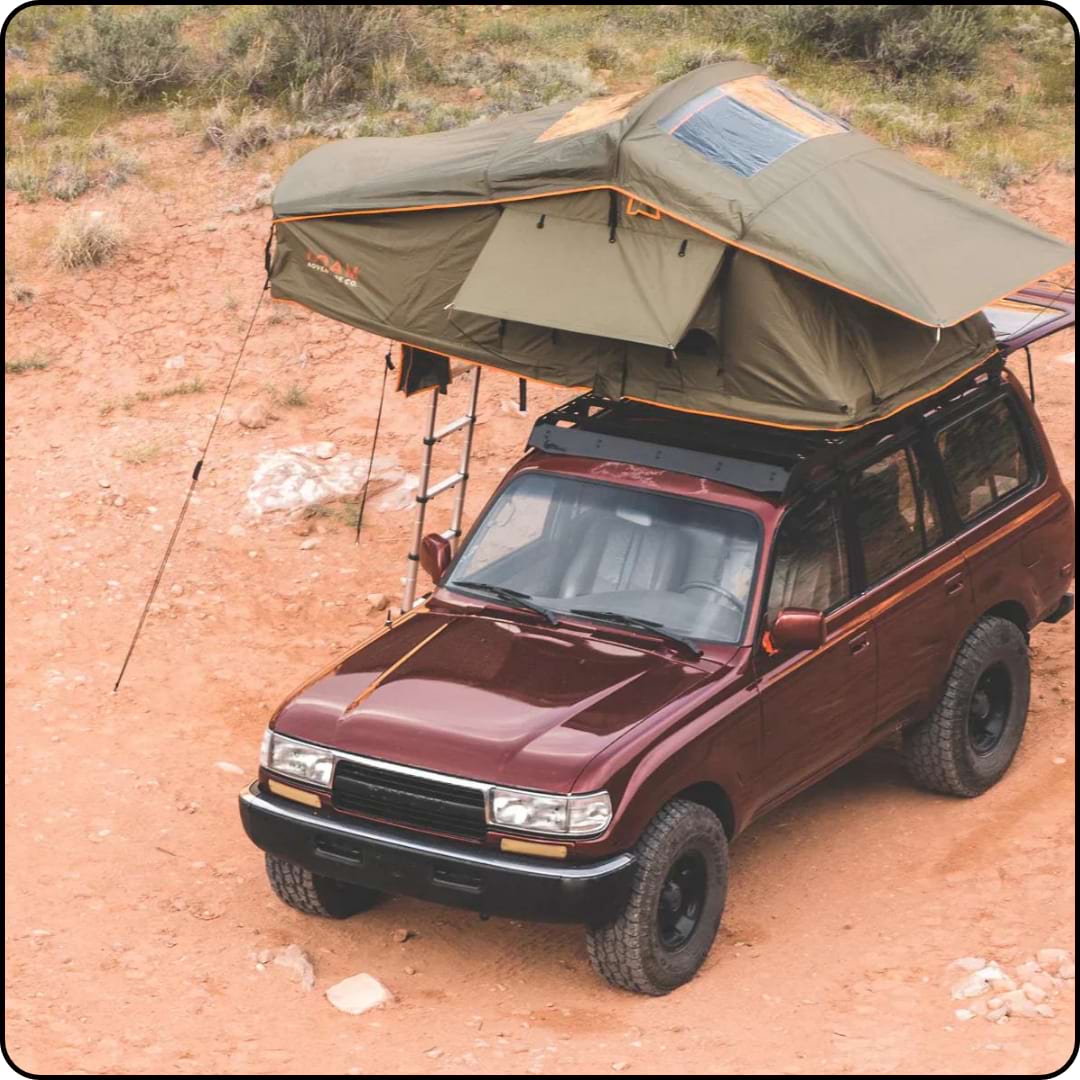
(402, 365, 482, 609)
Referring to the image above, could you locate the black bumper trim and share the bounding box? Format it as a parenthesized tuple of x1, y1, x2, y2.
(239, 783, 635, 924)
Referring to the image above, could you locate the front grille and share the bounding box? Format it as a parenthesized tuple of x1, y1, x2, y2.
(331, 759, 488, 840)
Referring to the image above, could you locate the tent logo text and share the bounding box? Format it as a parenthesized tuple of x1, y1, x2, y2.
(305, 249, 359, 287)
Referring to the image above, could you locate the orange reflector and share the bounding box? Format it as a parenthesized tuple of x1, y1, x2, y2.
(268, 779, 322, 808)
(500, 838, 569, 860)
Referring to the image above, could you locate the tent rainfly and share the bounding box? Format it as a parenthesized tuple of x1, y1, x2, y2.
(268, 62, 1074, 430)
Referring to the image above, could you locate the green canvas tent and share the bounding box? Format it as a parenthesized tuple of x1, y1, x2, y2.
(269, 62, 1073, 429)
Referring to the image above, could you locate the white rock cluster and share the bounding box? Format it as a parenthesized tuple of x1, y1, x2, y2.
(950, 949, 1073, 1023)
(245, 445, 416, 517)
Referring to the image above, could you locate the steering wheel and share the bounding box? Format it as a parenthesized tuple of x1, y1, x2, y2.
(678, 580, 744, 613)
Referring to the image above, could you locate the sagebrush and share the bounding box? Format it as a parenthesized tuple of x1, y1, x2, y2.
(52, 6, 189, 102)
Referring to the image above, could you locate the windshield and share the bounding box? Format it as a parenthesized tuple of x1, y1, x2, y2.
(446, 473, 760, 645)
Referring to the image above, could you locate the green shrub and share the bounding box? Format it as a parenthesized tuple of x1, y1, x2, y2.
(46, 158, 92, 201)
(5, 4, 78, 48)
(219, 5, 414, 111)
(88, 136, 141, 190)
(967, 147, 1026, 200)
(369, 52, 411, 110)
(5, 160, 44, 203)
(585, 41, 623, 71)
(655, 44, 741, 85)
(704, 6, 995, 80)
(476, 20, 533, 47)
(7, 81, 66, 136)
(52, 6, 190, 102)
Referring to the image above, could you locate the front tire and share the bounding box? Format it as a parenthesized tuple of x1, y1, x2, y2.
(903, 615, 1030, 797)
(585, 799, 728, 995)
(264, 853, 382, 918)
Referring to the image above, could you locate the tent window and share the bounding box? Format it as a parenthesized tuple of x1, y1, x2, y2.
(660, 76, 846, 177)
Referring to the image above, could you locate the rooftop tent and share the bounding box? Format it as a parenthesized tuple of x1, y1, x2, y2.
(269, 62, 1074, 429)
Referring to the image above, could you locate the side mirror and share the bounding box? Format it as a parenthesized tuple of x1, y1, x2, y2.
(419, 532, 452, 584)
(768, 608, 826, 654)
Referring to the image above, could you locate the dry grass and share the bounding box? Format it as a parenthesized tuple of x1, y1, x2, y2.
(120, 440, 165, 465)
(270, 382, 310, 408)
(49, 213, 124, 270)
(5, 353, 52, 375)
(159, 379, 206, 398)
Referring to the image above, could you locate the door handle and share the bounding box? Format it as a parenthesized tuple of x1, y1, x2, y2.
(945, 572, 965, 596)
(849, 631, 871, 656)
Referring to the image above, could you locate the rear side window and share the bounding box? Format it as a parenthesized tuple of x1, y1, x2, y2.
(766, 496, 849, 624)
(936, 398, 1032, 523)
(851, 447, 942, 586)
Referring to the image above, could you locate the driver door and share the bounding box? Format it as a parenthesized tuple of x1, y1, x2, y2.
(751, 491, 878, 813)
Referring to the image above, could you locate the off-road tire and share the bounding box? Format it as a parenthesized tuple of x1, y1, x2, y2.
(903, 615, 1030, 797)
(585, 799, 728, 995)
(264, 853, 381, 918)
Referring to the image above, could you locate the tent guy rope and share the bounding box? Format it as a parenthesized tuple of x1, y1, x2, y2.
(112, 271, 270, 692)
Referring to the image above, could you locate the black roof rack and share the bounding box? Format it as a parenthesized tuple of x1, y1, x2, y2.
(527, 396, 843, 496)
(526, 355, 1008, 498)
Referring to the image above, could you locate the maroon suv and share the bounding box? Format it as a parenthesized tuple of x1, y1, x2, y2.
(240, 362, 1074, 995)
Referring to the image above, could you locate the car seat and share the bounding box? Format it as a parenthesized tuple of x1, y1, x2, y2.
(558, 511, 691, 599)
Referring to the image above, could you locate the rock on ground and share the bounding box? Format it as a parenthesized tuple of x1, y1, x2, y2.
(325, 973, 393, 1015)
(273, 944, 316, 991)
(239, 402, 270, 430)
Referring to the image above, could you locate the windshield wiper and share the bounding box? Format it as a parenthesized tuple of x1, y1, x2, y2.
(568, 609, 702, 659)
(453, 581, 559, 626)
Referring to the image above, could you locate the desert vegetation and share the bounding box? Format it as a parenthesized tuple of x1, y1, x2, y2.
(4, 5, 1075, 206)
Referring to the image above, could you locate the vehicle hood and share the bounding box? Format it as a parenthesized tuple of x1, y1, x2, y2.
(272, 610, 716, 792)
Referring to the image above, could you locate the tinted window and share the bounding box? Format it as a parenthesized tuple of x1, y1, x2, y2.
(936, 398, 1031, 523)
(766, 496, 849, 624)
(852, 447, 942, 586)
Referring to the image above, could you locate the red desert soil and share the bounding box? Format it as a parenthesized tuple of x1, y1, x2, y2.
(4, 115, 1075, 1075)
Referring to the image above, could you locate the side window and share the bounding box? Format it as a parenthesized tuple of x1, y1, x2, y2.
(851, 446, 941, 586)
(936, 398, 1032, 523)
(766, 496, 849, 625)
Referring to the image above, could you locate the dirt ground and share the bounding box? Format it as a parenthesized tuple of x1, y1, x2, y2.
(4, 114, 1076, 1076)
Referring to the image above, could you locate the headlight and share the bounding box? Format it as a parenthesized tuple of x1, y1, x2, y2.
(263, 732, 334, 788)
(489, 788, 612, 836)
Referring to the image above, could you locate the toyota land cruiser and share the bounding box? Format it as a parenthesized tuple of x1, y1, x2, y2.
(240, 363, 1074, 995)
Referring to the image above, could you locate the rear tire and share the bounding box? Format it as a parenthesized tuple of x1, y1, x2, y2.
(903, 615, 1030, 797)
(585, 799, 728, 995)
(264, 853, 382, 918)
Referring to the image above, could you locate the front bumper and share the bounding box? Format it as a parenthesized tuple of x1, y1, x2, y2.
(239, 783, 635, 925)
